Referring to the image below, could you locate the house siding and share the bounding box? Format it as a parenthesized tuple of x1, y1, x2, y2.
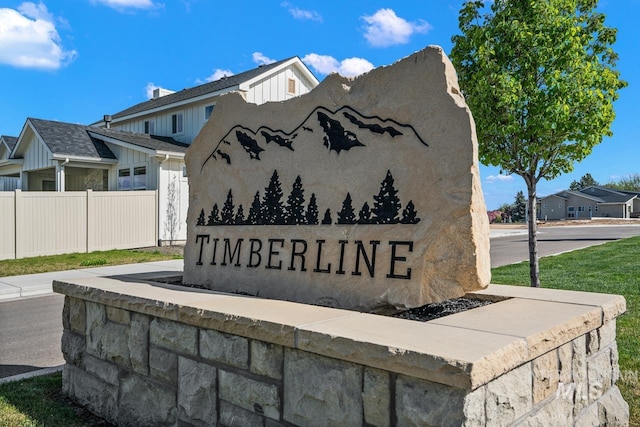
(22, 131, 54, 172)
(246, 64, 315, 104)
(539, 195, 566, 220)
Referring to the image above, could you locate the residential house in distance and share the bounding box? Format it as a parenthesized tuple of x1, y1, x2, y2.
(0, 57, 319, 243)
(538, 186, 640, 220)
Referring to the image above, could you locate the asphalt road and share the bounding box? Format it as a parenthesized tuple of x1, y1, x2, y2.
(490, 224, 640, 268)
(2, 224, 640, 380)
(0, 294, 65, 379)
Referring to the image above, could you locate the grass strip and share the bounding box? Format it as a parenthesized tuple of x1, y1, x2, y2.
(0, 372, 109, 426)
(0, 249, 182, 278)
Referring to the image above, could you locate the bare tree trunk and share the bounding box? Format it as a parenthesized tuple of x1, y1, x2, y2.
(526, 180, 540, 287)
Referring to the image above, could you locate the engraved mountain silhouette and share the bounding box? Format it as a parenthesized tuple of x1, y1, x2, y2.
(202, 105, 427, 170)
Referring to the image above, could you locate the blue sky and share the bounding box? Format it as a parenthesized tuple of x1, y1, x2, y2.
(0, 0, 637, 209)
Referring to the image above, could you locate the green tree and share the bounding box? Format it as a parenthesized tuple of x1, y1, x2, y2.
(569, 173, 599, 191)
(604, 174, 640, 191)
(451, 0, 626, 287)
(512, 191, 527, 222)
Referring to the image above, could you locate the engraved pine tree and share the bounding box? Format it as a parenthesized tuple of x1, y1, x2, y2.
(337, 192, 357, 224)
(207, 203, 220, 225)
(321, 208, 332, 225)
(401, 200, 420, 224)
(286, 176, 306, 225)
(197, 209, 206, 226)
(247, 192, 261, 225)
(261, 170, 285, 225)
(221, 189, 235, 225)
(306, 193, 319, 225)
(235, 205, 245, 225)
(358, 202, 372, 224)
(372, 170, 401, 224)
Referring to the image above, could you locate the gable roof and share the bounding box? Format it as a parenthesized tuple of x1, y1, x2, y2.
(108, 57, 306, 121)
(10, 118, 187, 163)
(579, 186, 636, 204)
(88, 127, 189, 154)
(0, 135, 17, 151)
(542, 186, 636, 205)
(28, 118, 117, 160)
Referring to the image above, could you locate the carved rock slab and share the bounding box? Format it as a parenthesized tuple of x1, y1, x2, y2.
(184, 46, 490, 311)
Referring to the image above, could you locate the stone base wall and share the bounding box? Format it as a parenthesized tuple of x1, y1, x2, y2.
(59, 287, 629, 426)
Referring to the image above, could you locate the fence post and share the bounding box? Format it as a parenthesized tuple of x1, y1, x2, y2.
(14, 189, 22, 259)
(86, 190, 92, 253)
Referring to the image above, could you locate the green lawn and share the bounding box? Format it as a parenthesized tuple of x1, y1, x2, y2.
(493, 235, 640, 426)
(0, 249, 183, 278)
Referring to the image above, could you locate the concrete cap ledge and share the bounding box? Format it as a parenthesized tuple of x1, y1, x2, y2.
(53, 278, 626, 390)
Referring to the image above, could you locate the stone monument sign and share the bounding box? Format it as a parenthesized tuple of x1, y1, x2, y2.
(184, 46, 490, 311)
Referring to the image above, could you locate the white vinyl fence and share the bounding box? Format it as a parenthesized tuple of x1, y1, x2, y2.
(0, 190, 157, 260)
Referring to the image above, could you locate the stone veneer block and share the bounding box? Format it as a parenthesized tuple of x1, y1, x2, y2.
(199, 329, 249, 369)
(106, 306, 130, 325)
(61, 330, 84, 366)
(363, 367, 391, 427)
(184, 46, 490, 311)
(219, 370, 280, 420)
(82, 354, 119, 386)
(150, 317, 197, 356)
(572, 335, 589, 415)
(118, 374, 177, 426)
(219, 401, 265, 427)
(485, 363, 533, 426)
(69, 297, 85, 333)
(395, 374, 469, 427)
(284, 349, 363, 427)
(598, 319, 617, 349)
(178, 357, 217, 426)
(431, 298, 602, 358)
(517, 396, 574, 426)
(128, 312, 149, 375)
(587, 347, 613, 404)
(598, 386, 630, 426)
(558, 341, 573, 384)
(251, 341, 284, 380)
(532, 350, 559, 403)
(149, 346, 178, 384)
(65, 364, 118, 425)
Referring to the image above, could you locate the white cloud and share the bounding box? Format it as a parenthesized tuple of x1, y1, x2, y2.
(252, 52, 276, 66)
(362, 8, 432, 47)
(0, 2, 77, 70)
(92, 0, 161, 11)
(485, 174, 514, 184)
(145, 82, 160, 99)
(302, 53, 374, 78)
(281, 2, 322, 22)
(202, 68, 234, 83)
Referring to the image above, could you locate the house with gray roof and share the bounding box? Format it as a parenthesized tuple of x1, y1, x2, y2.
(539, 186, 639, 220)
(0, 57, 319, 242)
(94, 56, 319, 144)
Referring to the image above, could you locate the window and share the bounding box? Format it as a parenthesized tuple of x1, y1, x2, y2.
(118, 166, 147, 190)
(568, 206, 575, 212)
(144, 120, 155, 134)
(172, 113, 183, 134)
(118, 168, 131, 190)
(133, 166, 146, 189)
(182, 166, 188, 177)
(288, 78, 296, 95)
(204, 105, 215, 121)
(595, 205, 598, 212)
(578, 206, 585, 212)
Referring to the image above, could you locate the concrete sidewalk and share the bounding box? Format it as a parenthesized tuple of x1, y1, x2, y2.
(0, 259, 184, 301)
